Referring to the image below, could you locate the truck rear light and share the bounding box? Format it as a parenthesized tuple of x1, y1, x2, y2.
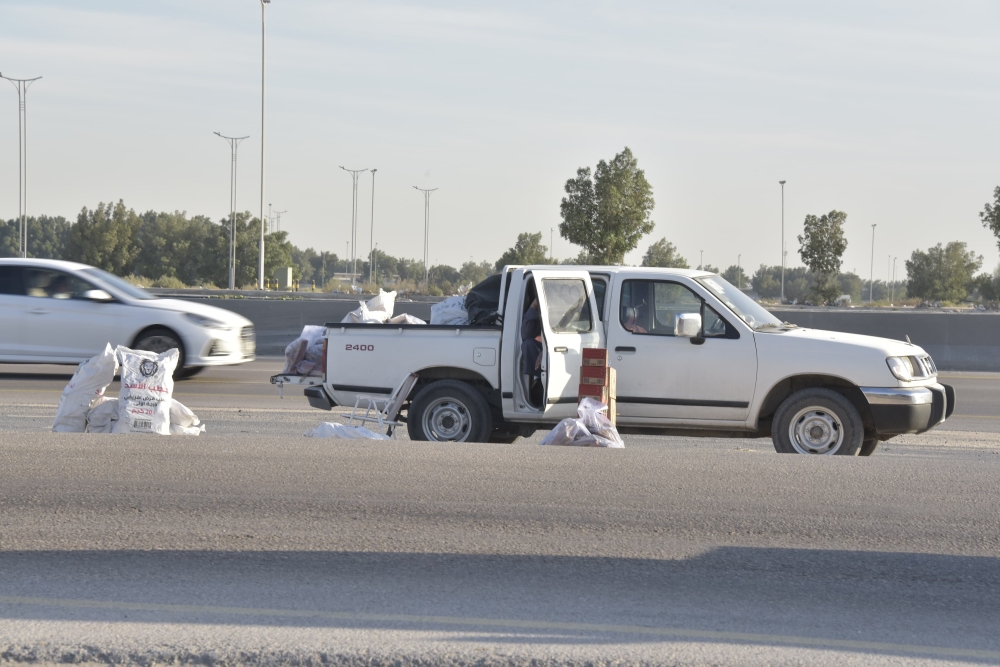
(321, 338, 328, 376)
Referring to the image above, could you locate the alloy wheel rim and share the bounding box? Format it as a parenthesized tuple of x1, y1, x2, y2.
(137, 335, 177, 354)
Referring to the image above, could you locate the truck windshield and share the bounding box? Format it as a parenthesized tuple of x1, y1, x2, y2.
(694, 275, 785, 331)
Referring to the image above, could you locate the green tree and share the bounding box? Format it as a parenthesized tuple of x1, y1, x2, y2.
(905, 242, 982, 303)
(721, 264, 748, 289)
(495, 232, 550, 271)
(980, 186, 1000, 252)
(751, 265, 781, 299)
(838, 272, 863, 303)
(0, 216, 71, 259)
(559, 146, 655, 265)
(641, 238, 689, 268)
(459, 260, 495, 285)
(798, 210, 848, 304)
(65, 200, 142, 275)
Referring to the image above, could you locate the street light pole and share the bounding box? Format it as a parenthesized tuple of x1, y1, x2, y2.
(214, 132, 248, 290)
(550, 227, 554, 261)
(339, 166, 368, 285)
(869, 224, 877, 302)
(779, 180, 786, 303)
(891, 257, 897, 303)
(274, 209, 287, 233)
(1, 72, 42, 258)
(369, 168, 377, 284)
(699, 250, 704, 270)
(413, 186, 438, 284)
(258, 0, 271, 290)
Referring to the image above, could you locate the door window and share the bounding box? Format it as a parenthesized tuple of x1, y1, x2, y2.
(0, 266, 24, 295)
(620, 280, 729, 338)
(23, 268, 99, 300)
(591, 277, 607, 321)
(541, 278, 592, 333)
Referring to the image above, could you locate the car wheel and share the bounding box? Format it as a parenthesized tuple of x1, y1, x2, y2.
(859, 437, 880, 456)
(772, 388, 863, 456)
(407, 380, 492, 442)
(132, 327, 186, 379)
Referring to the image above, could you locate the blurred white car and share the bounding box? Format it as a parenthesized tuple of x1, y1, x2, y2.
(0, 258, 255, 377)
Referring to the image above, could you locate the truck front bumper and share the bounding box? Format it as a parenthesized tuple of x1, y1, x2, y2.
(861, 384, 955, 437)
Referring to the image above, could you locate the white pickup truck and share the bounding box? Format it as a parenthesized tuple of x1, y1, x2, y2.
(283, 266, 954, 455)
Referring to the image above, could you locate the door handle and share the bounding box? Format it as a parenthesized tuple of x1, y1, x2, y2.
(26, 308, 49, 315)
(553, 346, 568, 353)
(615, 346, 636, 352)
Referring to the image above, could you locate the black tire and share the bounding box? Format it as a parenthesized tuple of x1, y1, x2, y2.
(177, 365, 206, 379)
(859, 437, 880, 457)
(407, 380, 492, 442)
(771, 388, 863, 456)
(132, 327, 186, 380)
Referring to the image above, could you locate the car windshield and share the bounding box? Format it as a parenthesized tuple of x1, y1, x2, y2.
(79, 267, 157, 300)
(694, 274, 787, 331)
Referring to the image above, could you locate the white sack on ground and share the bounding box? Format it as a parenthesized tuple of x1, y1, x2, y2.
(577, 397, 625, 447)
(387, 313, 426, 325)
(304, 422, 389, 440)
(170, 423, 206, 436)
(282, 325, 326, 375)
(539, 398, 624, 448)
(430, 295, 469, 325)
(113, 346, 178, 435)
(86, 396, 119, 434)
(169, 400, 200, 428)
(53, 343, 118, 433)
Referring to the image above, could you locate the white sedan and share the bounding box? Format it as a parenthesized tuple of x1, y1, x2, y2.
(0, 258, 255, 378)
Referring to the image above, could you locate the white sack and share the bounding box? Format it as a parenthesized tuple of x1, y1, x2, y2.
(342, 301, 390, 324)
(366, 289, 396, 315)
(170, 423, 206, 436)
(86, 396, 119, 434)
(169, 400, 200, 428)
(387, 313, 427, 325)
(282, 325, 326, 375)
(304, 422, 389, 440)
(539, 398, 624, 448)
(577, 397, 624, 447)
(113, 346, 178, 435)
(430, 295, 469, 325)
(53, 343, 118, 433)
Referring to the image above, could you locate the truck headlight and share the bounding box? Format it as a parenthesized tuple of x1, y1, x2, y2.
(184, 313, 230, 330)
(886, 356, 915, 381)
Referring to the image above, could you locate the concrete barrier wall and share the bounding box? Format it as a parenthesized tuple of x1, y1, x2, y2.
(772, 309, 1000, 372)
(179, 296, 1000, 371)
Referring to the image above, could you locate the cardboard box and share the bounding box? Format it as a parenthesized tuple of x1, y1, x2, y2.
(580, 365, 616, 387)
(581, 347, 608, 367)
(577, 383, 610, 404)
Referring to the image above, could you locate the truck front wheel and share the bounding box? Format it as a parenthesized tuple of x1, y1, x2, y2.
(772, 388, 863, 455)
(407, 380, 493, 442)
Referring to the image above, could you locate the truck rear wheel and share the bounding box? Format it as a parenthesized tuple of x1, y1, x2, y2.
(407, 380, 493, 443)
(772, 388, 863, 455)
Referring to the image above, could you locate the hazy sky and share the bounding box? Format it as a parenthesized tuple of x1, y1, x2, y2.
(2, 0, 999, 278)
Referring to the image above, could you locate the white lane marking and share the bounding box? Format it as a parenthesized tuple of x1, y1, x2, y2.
(0, 594, 996, 660)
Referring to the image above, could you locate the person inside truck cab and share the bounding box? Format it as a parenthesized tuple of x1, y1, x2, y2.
(521, 297, 544, 405)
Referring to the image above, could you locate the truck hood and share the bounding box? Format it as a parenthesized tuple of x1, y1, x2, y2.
(136, 298, 252, 328)
(763, 327, 924, 357)
(753, 326, 931, 388)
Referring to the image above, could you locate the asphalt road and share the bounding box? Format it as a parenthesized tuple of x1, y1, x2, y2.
(1, 361, 999, 665)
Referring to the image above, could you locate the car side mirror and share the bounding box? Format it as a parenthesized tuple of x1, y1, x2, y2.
(675, 312, 702, 338)
(82, 289, 113, 302)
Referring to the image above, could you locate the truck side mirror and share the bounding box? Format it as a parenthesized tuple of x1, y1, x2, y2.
(675, 312, 702, 338)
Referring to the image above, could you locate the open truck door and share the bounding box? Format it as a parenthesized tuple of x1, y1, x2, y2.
(532, 269, 604, 420)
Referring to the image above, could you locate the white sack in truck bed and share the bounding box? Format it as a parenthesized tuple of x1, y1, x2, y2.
(430, 295, 469, 325)
(282, 325, 326, 375)
(343, 289, 396, 324)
